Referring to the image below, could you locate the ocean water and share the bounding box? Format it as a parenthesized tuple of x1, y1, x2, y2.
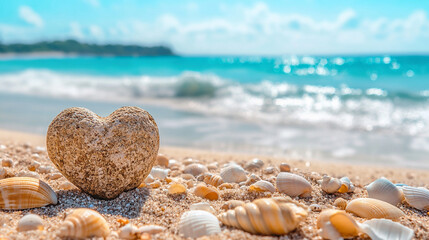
(0, 55, 428, 168)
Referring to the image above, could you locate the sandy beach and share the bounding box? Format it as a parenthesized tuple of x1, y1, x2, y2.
(0, 129, 428, 239)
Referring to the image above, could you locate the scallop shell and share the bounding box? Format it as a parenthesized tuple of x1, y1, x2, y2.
(150, 167, 169, 180)
(17, 214, 44, 232)
(118, 223, 138, 239)
(333, 198, 347, 210)
(190, 202, 216, 214)
(218, 198, 308, 235)
(338, 177, 354, 193)
(184, 163, 208, 177)
(156, 154, 169, 167)
(249, 180, 276, 193)
(193, 184, 220, 200)
(244, 158, 264, 171)
(168, 183, 187, 194)
(317, 209, 360, 239)
(178, 210, 221, 238)
(366, 177, 403, 206)
(0, 177, 57, 210)
(220, 165, 247, 183)
(321, 176, 342, 194)
(221, 200, 245, 210)
(58, 208, 110, 239)
(359, 218, 414, 240)
(346, 198, 405, 220)
(402, 186, 429, 211)
(276, 172, 312, 197)
(203, 173, 224, 187)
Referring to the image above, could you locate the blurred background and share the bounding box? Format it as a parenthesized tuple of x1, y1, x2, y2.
(1, 1, 429, 168)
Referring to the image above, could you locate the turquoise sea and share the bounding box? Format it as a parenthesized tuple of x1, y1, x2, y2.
(0, 55, 428, 168)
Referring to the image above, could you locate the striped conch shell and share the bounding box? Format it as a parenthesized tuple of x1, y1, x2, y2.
(401, 186, 429, 211)
(276, 172, 312, 197)
(220, 164, 247, 183)
(193, 184, 220, 200)
(321, 176, 342, 194)
(365, 177, 403, 206)
(0, 177, 57, 210)
(218, 198, 308, 235)
(346, 198, 405, 220)
(249, 180, 276, 193)
(203, 173, 224, 187)
(58, 208, 110, 239)
(338, 177, 354, 193)
(178, 210, 221, 238)
(184, 163, 208, 177)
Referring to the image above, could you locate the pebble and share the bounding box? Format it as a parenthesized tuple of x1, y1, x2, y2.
(279, 163, 291, 172)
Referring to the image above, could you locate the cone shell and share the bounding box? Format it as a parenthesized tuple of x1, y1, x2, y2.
(366, 177, 403, 206)
(218, 198, 308, 235)
(178, 210, 221, 238)
(58, 208, 110, 239)
(359, 218, 414, 240)
(17, 214, 44, 232)
(346, 198, 405, 220)
(193, 184, 220, 200)
(249, 180, 276, 193)
(402, 186, 429, 211)
(184, 163, 208, 177)
(276, 172, 312, 197)
(0, 177, 57, 210)
(317, 209, 360, 239)
(220, 165, 247, 183)
(321, 176, 341, 194)
(203, 173, 224, 187)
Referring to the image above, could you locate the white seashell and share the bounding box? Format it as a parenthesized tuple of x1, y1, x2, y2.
(359, 218, 414, 240)
(220, 165, 247, 183)
(118, 224, 138, 239)
(150, 168, 169, 180)
(249, 180, 275, 193)
(183, 164, 208, 177)
(321, 176, 341, 194)
(17, 214, 44, 232)
(402, 186, 429, 211)
(263, 167, 276, 174)
(137, 225, 166, 235)
(168, 159, 181, 169)
(190, 202, 216, 214)
(276, 172, 312, 197)
(178, 210, 221, 238)
(338, 177, 354, 193)
(245, 173, 261, 186)
(366, 177, 402, 206)
(244, 158, 264, 170)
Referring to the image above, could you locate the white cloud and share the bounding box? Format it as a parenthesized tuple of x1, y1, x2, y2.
(83, 0, 100, 7)
(70, 22, 84, 39)
(18, 6, 44, 28)
(89, 25, 104, 39)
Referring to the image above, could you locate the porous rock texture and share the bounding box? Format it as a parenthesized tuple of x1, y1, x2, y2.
(46, 107, 159, 199)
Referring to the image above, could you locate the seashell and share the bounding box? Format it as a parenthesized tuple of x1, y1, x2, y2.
(338, 177, 354, 193)
(249, 180, 275, 193)
(321, 176, 342, 194)
(218, 198, 308, 235)
(47, 172, 63, 180)
(59, 182, 75, 190)
(279, 163, 291, 172)
(220, 165, 247, 183)
(181, 174, 195, 181)
(137, 225, 166, 235)
(168, 183, 187, 194)
(17, 214, 44, 232)
(1, 158, 13, 167)
(346, 198, 405, 220)
(193, 184, 220, 200)
(184, 163, 208, 177)
(203, 173, 224, 187)
(178, 210, 221, 238)
(366, 177, 403, 206)
(183, 158, 199, 166)
(0, 177, 57, 210)
(58, 208, 110, 239)
(207, 162, 218, 170)
(156, 154, 169, 167)
(333, 198, 347, 210)
(402, 186, 429, 211)
(118, 223, 138, 239)
(244, 158, 264, 171)
(28, 161, 41, 171)
(218, 183, 234, 190)
(359, 218, 414, 240)
(276, 172, 312, 197)
(317, 209, 360, 239)
(263, 167, 276, 175)
(168, 159, 180, 169)
(221, 200, 245, 210)
(190, 202, 215, 214)
(16, 171, 40, 179)
(144, 174, 155, 183)
(310, 204, 322, 212)
(245, 173, 261, 186)
(150, 168, 169, 180)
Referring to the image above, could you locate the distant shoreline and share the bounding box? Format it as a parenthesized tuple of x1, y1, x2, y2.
(0, 52, 179, 60)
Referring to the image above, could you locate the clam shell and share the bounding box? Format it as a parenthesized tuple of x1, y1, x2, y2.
(193, 184, 220, 200)
(321, 176, 342, 194)
(221, 200, 245, 210)
(220, 165, 247, 183)
(249, 180, 275, 193)
(58, 208, 110, 239)
(17, 214, 44, 232)
(276, 172, 312, 197)
(0, 177, 57, 210)
(402, 186, 429, 211)
(333, 198, 347, 210)
(203, 173, 224, 187)
(218, 198, 307, 235)
(244, 158, 264, 171)
(184, 164, 208, 177)
(366, 177, 402, 206)
(168, 183, 187, 194)
(150, 167, 169, 180)
(178, 210, 221, 238)
(338, 177, 354, 193)
(359, 218, 414, 240)
(346, 198, 405, 220)
(190, 202, 215, 214)
(317, 209, 360, 239)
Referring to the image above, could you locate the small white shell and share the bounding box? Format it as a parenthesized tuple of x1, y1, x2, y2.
(178, 210, 221, 238)
(321, 176, 342, 194)
(276, 172, 312, 197)
(183, 164, 208, 177)
(190, 202, 216, 214)
(249, 180, 275, 193)
(220, 165, 247, 183)
(338, 177, 355, 193)
(150, 168, 169, 180)
(366, 177, 403, 206)
(17, 214, 44, 232)
(118, 224, 138, 239)
(137, 225, 166, 235)
(402, 186, 429, 211)
(359, 219, 414, 240)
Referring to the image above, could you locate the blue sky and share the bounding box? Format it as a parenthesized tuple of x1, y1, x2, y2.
(1, 0, 429, 55)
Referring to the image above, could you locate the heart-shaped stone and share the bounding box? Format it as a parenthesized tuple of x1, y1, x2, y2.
(46, 107, 159, 199)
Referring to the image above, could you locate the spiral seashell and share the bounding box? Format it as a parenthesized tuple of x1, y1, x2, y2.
(184, 163, 208, 177)
(276, 172, 312, 197)
(156, 154, 169, 167)
(168, 182, 187, 194)
(317, 209, 360, 239)
(190, 202, 216, 214)
(218, 198, 308, 235)
(203, 173, 224, 187)
(0, 177, 57, 210)
(220, 165, 247, 183)
(58, 208, 110, 239)
(249, 180, 275, 193)
(402, 186, 429, 211)
(333, 198, 347, 210)
(338, 177, 354, 193)
(178, 210, 221, 238)
(321, 176, 342, 194)
(221, 200, 245, 210)
(365, 177, 403, 206)
(150, 167, 169, 180)
(346, 198, 405, 220)
(193, 184, 220, 200)
(17, 214, 44, 232)
(244, 158, 264, 171)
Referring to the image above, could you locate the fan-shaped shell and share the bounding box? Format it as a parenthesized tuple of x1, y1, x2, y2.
(359, 218, 414, 240)
(366, 177, 403, 206)
(203, 173, 224, 187)
(150, 167, 169, 180)
(276, 172, 312, 197)
(346, 198, 405, 220)
(249, 180, 275, 193)
(0, 177, 57, 210)
(321, 176, 342, 194)
(402, 186, 429, 211)
(218, 198, 308, 235)
(17, 214, 44, 232)
(220, 164, 247, 183)
(178, 210, 221, 238)
(338, 177, 354, 193)
(193, 184, 220, 200)
(190, 202, 215, 214)
(244, 158, 264, 171)
(58, 208, 110, 239)
(184, 164, 208, 177)
(317, 209, 360, 239)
